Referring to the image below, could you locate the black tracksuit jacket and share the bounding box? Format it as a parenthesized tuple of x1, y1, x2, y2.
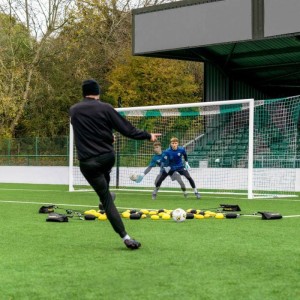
(69, 98, 151, 160)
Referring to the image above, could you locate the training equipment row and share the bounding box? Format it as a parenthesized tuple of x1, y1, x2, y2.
(38, 205, 282, 222)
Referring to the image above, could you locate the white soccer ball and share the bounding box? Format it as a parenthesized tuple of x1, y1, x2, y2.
(172, 208, 187, 222)
(130, 173, 138, 181)
(215, 158, 220, 163)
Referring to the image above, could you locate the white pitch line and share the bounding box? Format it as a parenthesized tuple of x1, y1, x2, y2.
(112, 188, 249, 196)
(0, 187, 298, 201)
(110, 189, 300, 201)
(0, 200, 224, 213)
(0, 188, 69, 193)
(0, 200, 97, 208)
(252, 198, 300, 202)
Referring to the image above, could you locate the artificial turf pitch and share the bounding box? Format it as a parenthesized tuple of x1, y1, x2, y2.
(0, 183, 299, 300)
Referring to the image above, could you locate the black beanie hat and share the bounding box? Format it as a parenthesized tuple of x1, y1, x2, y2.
(82, 79, 100, 97)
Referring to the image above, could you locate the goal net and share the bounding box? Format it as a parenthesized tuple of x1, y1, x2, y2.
(252, 95, 299, 196)
(69, 96, 300, 198)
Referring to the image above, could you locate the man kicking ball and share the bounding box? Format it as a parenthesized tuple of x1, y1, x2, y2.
(134, 141, 188, 199)
(70, 79, 160, 250)
(152, 137, 201, 200)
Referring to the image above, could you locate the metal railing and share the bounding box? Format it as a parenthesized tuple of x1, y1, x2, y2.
(0, 155, 68, 166)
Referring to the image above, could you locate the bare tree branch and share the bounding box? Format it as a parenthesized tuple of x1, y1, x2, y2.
(0, 0, 74, 136)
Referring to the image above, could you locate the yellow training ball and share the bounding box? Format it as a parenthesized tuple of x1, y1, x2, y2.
(149, 210, 158, 215)
(215, 213, 225, 219)
(122, 212, 130, 218)
(194, 214, 204, 219)
(98, 214, 107, 221)
(162, 213, 171, 220)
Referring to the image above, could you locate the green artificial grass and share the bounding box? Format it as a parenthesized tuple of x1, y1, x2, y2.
(0, 183, 299, 299)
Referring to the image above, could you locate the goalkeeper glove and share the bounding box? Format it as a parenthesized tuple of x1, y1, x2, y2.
(135, 173, 145, 183)
(185, 162, 191, 170)
(164, 166, 171, 173)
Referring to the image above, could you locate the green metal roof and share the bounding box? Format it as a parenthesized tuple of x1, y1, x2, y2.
(138, 35, 300, 97)
(132, 0, 300, 97)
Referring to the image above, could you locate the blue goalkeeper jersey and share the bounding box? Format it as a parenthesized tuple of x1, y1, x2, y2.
(162, 146, 188, 171)
(149, 154, 162, 167)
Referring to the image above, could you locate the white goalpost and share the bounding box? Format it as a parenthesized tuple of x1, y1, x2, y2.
(69, 96, 300, 198)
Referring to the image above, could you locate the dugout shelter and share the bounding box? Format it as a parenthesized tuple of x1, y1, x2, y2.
(132, 0, 300, 99)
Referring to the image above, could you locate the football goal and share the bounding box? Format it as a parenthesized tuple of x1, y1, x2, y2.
(69, 95, 300, 198)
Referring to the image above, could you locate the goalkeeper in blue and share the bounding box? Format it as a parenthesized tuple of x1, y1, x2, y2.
(134, 141, 187, 198)
(152, 137, 201, 200)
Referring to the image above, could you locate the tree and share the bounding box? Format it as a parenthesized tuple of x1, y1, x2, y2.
(0, 0, 203, 137)
(107, 49, 201, 107)
(0, 0, 73, 137)
(0, 13, 32, 137)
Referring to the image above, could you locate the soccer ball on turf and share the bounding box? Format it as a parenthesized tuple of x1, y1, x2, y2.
(130, 173, 138, 181)
(172, 208, 187, 222)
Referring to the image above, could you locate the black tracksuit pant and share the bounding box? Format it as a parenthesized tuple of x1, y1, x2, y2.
(79, 152, 127, 238)
(156, 169, 196, 189)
